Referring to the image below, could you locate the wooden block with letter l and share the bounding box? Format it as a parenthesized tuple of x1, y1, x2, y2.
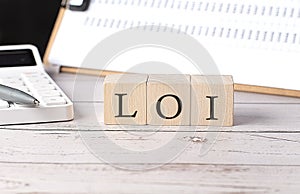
(104, 74, 148, 125)
(191, 75, 234, 126)
(147, 74, 191, 125)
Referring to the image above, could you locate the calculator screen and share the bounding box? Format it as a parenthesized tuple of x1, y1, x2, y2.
(0, 49, 36, 67)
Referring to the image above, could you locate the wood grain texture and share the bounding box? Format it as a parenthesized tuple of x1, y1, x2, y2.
(191, 75, 234, 126)
(60, 66, 122, 77)
(0, 163, 299, 193)
(147, 74, 191, 125)
(0, 129, 300, 165)
(235, 83, 300, 98)
(104, 74, 148, 125)
(43, 8, 66, 66)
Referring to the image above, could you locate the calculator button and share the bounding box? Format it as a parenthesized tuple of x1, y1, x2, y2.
(3, 77, 21, 80)
(38, 90, 61, 97)
(0, 100, 9, 109)
(22, 72, 43, 78)
(21, 73, 49, 83)
(31, 81, 52, 86)
(28, 78, 50, 84)
(3, 80, 23, 86)
(6, 83, 25, 86)
(35, 84, 56, 91)
(43, 97, 66, 106)
(22, 71, 42, 75)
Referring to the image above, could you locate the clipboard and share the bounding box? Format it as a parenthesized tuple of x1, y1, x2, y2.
(44, 0, 300, 98)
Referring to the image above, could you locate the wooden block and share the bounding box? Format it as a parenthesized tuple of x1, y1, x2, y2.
(147, 74, 191, 125)
(191, 75, 234, 126)
(104, 74, 148, 125)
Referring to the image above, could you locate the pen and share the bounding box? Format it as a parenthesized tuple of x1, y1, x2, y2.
(0, 84, 39, 105)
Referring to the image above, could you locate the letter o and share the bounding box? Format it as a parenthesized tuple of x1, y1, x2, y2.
(156, 94, 182, 119)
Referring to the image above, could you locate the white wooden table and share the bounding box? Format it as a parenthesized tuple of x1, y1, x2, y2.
(1, 72, 300, 193)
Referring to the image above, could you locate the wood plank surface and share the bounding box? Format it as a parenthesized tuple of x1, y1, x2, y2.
(1, 72, 299, 193)
(0, 129, 299, 165)
(0, 163, 300, 193)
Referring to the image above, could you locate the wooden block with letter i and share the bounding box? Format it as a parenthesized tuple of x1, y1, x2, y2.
(191, 75, 234, 126)
(104, 74, 148, 125)
(147, 74, 191, 125)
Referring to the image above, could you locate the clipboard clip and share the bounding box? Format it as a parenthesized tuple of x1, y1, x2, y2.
(62, 0, 91, 11)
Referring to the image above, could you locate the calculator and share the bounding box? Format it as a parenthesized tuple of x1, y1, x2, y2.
(0, 45, 74, 125)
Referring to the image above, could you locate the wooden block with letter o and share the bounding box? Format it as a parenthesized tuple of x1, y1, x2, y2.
(147, 74, 191, 125)
(190, 75, 234, 126)
(104, 74, 148, 125)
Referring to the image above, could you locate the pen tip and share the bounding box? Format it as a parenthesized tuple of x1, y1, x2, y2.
(34, 99, 40, 105)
